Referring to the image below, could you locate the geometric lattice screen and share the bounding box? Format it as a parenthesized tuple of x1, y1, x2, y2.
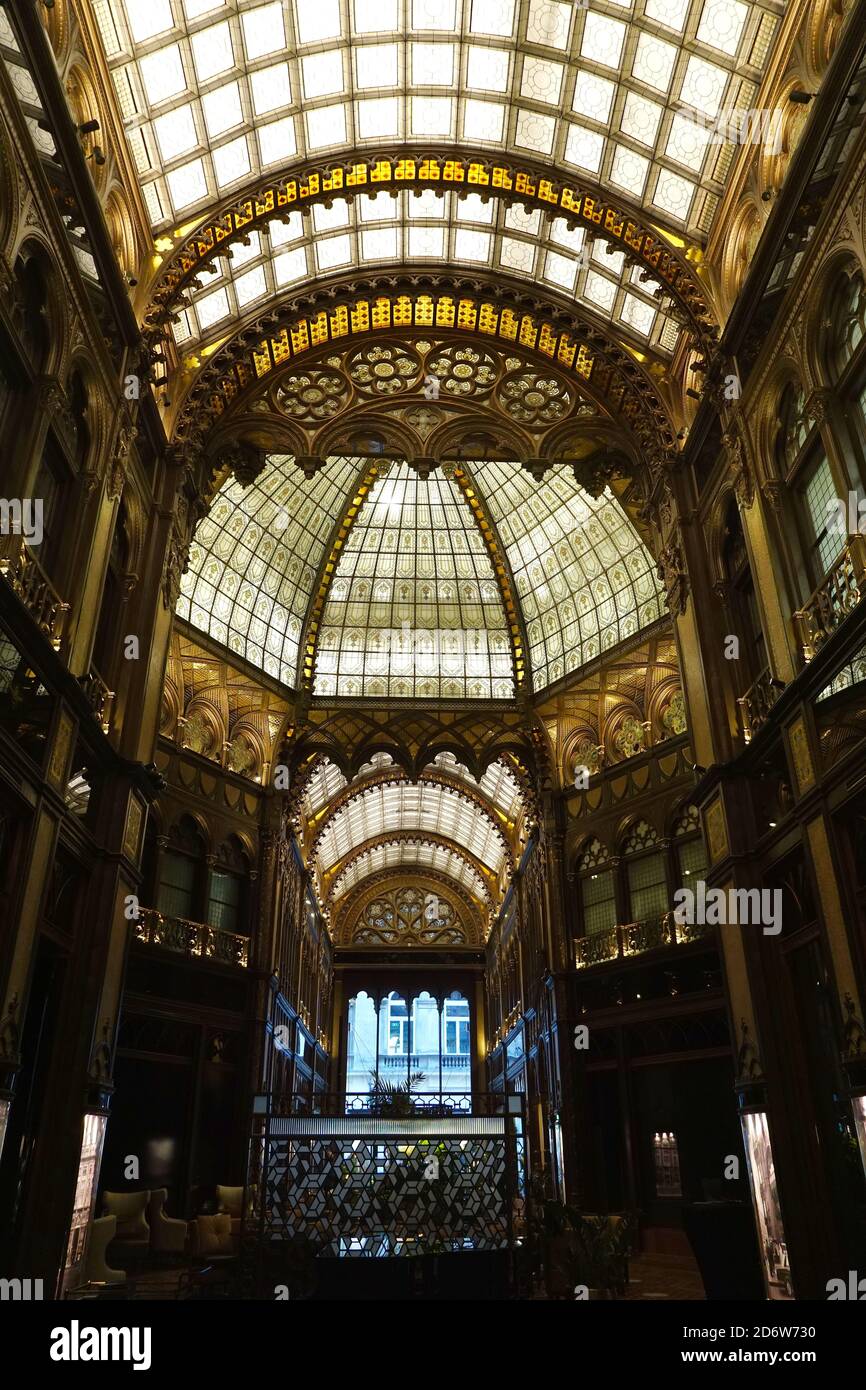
(250, 1113, 522, 1257)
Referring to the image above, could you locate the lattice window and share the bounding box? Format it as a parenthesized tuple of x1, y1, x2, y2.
(314, 462, 514, 699)
(621, 819, 659, 855)
(473, 462, 664, 691)
(352, 885, 469, 946)
(673, 804, 701, 837)
(580, 868, 617, 937)
(626, 851, 667, 921)
(775, 382, 810, 474)
(576, 836, 610, 871)
(802, 452, 841, 580)
(827, 270, 866, 381)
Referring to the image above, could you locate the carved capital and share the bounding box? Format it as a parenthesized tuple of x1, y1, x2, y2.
(214, 439, 267, 489)
(761, 479, 784, 514)
(803, 387, 833, 427)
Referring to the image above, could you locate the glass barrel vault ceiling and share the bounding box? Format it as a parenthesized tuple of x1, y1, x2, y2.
(94, 0, 783, 352)
(177, 454, 665, 694)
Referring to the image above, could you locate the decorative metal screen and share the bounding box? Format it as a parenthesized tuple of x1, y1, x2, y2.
(248, 1103, 524, 1261)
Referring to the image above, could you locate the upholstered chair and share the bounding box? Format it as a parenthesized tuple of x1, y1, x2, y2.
(101, 1190, 150, 1257)
(147, 1188, 188, 1256)
(189, 1213, 235, 1259)
(84, 1215, 126, 1285)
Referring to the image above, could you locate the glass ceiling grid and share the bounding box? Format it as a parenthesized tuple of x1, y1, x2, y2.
(330, 840, 490, 904)
(177, 453, 361, 683)
(314, 462, 515, 699)
(315, 783, 507, 874)
(471, 460, 665, 689)
(99, 0, 780, 349)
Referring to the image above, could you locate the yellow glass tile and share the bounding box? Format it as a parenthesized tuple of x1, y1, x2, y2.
(347, 163, 368, 186)
(395, 159, 416, 180)
(351, 302, 370, 333)
(491, 166, 513, 190)
(372, 298, 391, 329)
(583, 196, 603, 225)
(518, 316, 537, 348)
(416, 296, 434, 325)
(515, 172, 536, 197)
(418, 159, 441, 181)
(291, 321, 310, 353)
(436, 297, 456, 327)
(457, 299, 477, 330)
(468, 163, 489, 185)
(330, 305, 349, 338)
(538, 180, 557, 205)
(394, 296, 413, 326)
(311, 311, 329, 345)
(371, 160, 392, 183)
(272, 328, 291, 363)
(500, 308, 518, 340)
(443, 161, 465, 183)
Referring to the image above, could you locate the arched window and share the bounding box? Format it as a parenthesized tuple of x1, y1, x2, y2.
(825, 269, 866, 381)
(13, 249, 50, 372)
(721, 496, 765, 688)
(775, 382, 810, 475)
(622, 819, 668, 923)
(672, 804, 708, 887)
(576, 837, 616, 937)
(800, 450, 840, 583)
(156, 815, 204, 921)
(208, 837, 248, 935)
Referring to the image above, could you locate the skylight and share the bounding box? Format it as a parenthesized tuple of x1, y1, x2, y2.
(95, 0, 781, 351)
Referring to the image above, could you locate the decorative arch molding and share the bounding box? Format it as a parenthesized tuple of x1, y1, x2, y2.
(286, 697, 536, 786)
(307, 767, 516, 867)
(170, 275, 678, 468)
(333, 872, 486, 949)
(324, 831, 499, 907)
(146, 150, 716, 341)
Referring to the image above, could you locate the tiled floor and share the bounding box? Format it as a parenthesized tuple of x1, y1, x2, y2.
(622, 1252, 705, 1301)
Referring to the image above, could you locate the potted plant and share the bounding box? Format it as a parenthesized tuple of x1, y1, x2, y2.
(367, 1070, 427, 1117)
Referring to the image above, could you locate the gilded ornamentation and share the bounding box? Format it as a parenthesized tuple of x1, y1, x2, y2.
(788, 717, 815, 794)
(348, 342, 421, 395)
(352, 885, 468, 947)
(497, 367, 572, 427)
(275, 367, 348, 422)
(656, 534, 689, 617)
(661, 689, 688, 737)
(614, 715, 647, 760)
(426, 343, 498, 397)
(703, 798, 728, 864)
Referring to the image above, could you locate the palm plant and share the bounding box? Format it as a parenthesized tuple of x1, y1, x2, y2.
(367, 1070, 427, 1116)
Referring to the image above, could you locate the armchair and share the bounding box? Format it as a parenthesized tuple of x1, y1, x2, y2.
(102, 1191, 150, 1261)
(147, 1188, 187, 1257)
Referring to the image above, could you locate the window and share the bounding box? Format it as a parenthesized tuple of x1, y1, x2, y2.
(827, 270, 866, 381)
(577, 837, 616, 937)
(801, 453, 841, 581)
(677, 835, 707, 884)
(208, 869, 242, 933)
(626, 851, 668, 922)
(581, 869, 617, 936)
(443, 997, 470, 1054)
(32, 446, 65, 579)
(157, 851, 196, 919)
(386, 995, 408, 1054)
(775, 382, 809, 475)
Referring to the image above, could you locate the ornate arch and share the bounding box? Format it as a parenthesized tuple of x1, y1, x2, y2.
(169, 274, 678, 468)
(145, 152, 717, 343)
(333, 872, 485, 948)
(324, 831, 498, 906)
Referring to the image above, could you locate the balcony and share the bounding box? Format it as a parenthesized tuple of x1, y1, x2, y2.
(738, 666, 785, 743)
(134, 907, 249, 968)
(793, 535, 866, 663)
(79, 666, 114, 733)
(574, 911, 712, 969)
(0, 539, 69, 650)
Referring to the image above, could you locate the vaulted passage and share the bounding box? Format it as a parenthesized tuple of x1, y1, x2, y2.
(3, 0, 866, 1333)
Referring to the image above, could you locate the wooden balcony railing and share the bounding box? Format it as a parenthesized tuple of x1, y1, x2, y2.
(0, 539, 69, 650)
(737, 666, 785, 743)
(574, 911, 712, 969)
(134, 907, 249, 968)
(793, 535, 866, 663)
(79, 666, 114, 733)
